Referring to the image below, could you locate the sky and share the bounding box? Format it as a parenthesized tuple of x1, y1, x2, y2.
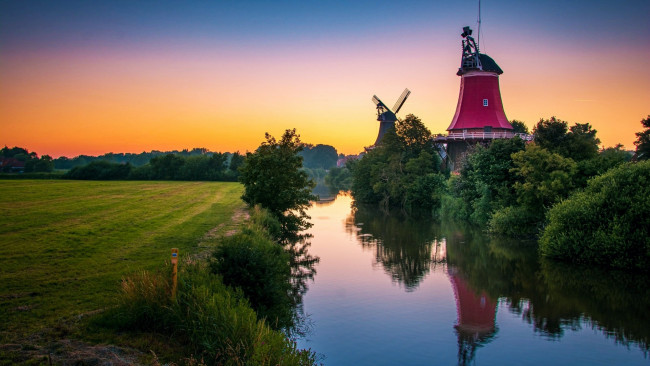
(1, 0, 649, 157)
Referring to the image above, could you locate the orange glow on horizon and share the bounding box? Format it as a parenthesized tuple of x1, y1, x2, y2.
(2, 36, 648, 158)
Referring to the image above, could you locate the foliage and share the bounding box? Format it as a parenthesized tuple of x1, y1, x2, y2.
(350, 114, 445, 211)
(532, 117, 600, 162)
(324, 165, 352, 191)
(210, 211, 294, 330)
(510, 144, 577, 212)
(106, 262, 317, 365)
(0, 172, 65, 179)
(532, 117, 568, 151)
(64, 161, 132, 180)
(0, 146, 53, 173)
(62, 153, 239, 181)
(303, 167, 327, 183)
(239, 129, 316, 238)
(394, 114, 435, 158)
(510, 120, 529, 134)
(443, 222, 650, 350)
(229, 151, 245, 172)
(488, 205, 544, 237)
(449, 137, 526, 225)
(633, 115, 650, 160)
(540, 161, 650, 271)
(299, 144, 338, 170)
(573, 144, 632, 187)
(53, 147, 230, 170)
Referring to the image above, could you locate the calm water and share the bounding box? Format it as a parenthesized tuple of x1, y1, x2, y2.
(296, 193, 650, 365)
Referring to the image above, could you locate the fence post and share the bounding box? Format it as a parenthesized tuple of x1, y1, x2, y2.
(171, 248, 178, 299)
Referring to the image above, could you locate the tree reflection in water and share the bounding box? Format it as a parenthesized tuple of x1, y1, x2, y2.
(345, 203, 446, 291)
(285, 233, 319, 338)
(343, 203, 650, 360)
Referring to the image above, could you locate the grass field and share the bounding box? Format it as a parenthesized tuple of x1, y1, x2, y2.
(0, 180, 245, 344)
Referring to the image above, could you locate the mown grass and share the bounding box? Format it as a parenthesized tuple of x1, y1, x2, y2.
(0, 180, 245, 344)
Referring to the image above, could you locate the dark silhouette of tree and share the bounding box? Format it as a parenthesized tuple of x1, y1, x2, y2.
(510, 120, 529, 134)
(634, 115, 650, 161)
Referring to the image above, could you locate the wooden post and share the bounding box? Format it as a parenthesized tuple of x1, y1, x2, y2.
(171, 248, 178, 299)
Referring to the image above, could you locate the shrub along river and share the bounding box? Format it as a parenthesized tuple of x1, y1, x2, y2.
(295, 192, 649, 365)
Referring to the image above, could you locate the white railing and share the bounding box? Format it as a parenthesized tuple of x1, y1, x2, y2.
(433, 132, 533, 141)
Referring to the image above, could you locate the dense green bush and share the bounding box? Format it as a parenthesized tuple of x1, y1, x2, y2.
(488, 205, 544, 237)
(210, 215, 294, 330)
(540, 161, 650, 270)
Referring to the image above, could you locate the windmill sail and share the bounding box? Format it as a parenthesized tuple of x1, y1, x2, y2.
(393, 88, 411, 114)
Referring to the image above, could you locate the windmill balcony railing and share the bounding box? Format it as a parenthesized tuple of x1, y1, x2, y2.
(433, 131, 533, 141)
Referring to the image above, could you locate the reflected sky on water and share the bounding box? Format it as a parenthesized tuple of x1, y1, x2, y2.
(296, 193, 649, 365)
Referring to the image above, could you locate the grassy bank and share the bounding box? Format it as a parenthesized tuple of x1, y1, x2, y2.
(0, 180, 245, 344)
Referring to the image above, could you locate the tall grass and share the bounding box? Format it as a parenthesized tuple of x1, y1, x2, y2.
(101, 206, 318, 365)
(105, 260, 317, 365)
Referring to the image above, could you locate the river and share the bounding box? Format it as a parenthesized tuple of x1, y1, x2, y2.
(295, 192, 649, 365)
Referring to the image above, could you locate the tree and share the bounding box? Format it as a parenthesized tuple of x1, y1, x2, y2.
(540, 160, 650, 270)
(510, 120, 529, 134)
(395, 114, 434, 158)
(634, 115, 650, 160)
(239, 129, 316, 238)
(533, 117, 568, 151)
(229, 151, 245, 172)
(453, 137, 527, 225)
(563, 123, 600, 161)
(149, 154, 185, 180)
(533, 117, 600, 162)
(299, 144, 338, 170)
(510, 144, 577, 212)
(350, 115, 444, 211)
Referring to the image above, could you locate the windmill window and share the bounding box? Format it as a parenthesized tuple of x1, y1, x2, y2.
(483, 99, 488, 107)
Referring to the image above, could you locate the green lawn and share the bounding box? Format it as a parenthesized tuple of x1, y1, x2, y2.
(0, 180, 245, 342)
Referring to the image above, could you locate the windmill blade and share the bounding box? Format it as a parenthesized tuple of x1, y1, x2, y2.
(393, 88, 411, 114)
(372, 95, 386, 108)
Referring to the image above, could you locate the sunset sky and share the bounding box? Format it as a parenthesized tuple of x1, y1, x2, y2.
(1, 0, 649, 157)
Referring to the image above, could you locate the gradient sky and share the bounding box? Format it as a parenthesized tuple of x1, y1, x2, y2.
(1, 0, 649, 157)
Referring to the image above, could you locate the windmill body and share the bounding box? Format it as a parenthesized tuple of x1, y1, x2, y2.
(371, 89, 410, 146)
(434, 26, 532, 170)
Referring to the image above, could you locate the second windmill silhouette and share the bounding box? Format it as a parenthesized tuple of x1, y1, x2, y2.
(371, 88, 411, 146)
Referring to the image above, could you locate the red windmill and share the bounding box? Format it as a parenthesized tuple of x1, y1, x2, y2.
(435, 26, 531, 170)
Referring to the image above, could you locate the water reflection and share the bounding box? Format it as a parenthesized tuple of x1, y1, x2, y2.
(448, 267, 498, 365)
(286, 235, 319, 338)
(312, 182, 338, 204)
(345, 203, 446, 291)
(343, 200, 650, 357)
(446, 221, 650, 355)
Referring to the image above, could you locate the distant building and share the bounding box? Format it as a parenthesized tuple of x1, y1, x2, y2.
(336, 155, 359, 168)
(0, 157, 26, 173)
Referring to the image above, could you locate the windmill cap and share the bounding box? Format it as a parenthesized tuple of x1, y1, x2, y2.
(458, 53, 503, 76)
(478, 54, 503, 74)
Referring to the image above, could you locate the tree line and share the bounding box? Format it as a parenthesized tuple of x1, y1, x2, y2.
(0, 146, 54, 173)
(64, 152, 245, 181)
